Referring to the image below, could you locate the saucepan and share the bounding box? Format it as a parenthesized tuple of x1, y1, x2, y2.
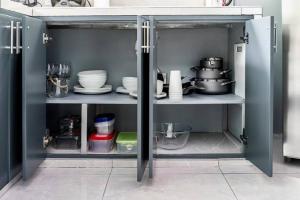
(194, 79, 235, 95)
(191, 66, 232, 79)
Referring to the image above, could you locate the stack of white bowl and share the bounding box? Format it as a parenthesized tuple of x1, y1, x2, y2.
(122, 77, 138, 92)
(169, 70, 183, 101)
(78, 70, 107, 89)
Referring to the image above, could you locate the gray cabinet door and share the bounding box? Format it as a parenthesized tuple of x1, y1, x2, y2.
(245, 16, 274, 176)
(0, 13, 17, 189)
(137, 15, 149, 182)
(148, 16, 157, 178)
(22, 16, 46, 180)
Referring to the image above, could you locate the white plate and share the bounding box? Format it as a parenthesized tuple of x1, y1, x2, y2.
(129, 91, 167, 99)
(129, 91, 138, 98)
(116, 86, 130, 94)
(74, 85, 112, 95)
(156, 92, 167, 99)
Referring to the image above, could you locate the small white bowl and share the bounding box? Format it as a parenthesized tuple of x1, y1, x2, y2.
(78, 70, 107, 78)
(79, 77, 106, 89)
(122, 77, 138, 92)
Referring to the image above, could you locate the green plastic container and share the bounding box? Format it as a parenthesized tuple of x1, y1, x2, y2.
(116, 132, 137, 154)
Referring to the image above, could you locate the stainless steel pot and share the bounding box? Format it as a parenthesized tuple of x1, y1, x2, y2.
(200, 57, 223, 69)
(191, 66, 231, 79)
(194, 79, 235, 95)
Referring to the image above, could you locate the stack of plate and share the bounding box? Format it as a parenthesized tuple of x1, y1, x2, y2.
(74, 70, 112, 94)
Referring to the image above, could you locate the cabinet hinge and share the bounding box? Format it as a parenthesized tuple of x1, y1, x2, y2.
(241, 33, 249, 44)
(43, 33, 52, 45)
(240, 128, 248, 145)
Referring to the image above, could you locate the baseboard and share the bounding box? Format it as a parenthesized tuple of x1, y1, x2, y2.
(0, 173, 21, 198)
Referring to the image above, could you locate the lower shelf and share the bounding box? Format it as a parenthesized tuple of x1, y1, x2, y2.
(155, 132, 243, 155)
(47, 146, 81, 154)
(46, 144, 137, 156)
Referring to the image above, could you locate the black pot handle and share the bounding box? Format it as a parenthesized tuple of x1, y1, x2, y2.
(191, 66, 200, 72)
(191, 85, 205, 90)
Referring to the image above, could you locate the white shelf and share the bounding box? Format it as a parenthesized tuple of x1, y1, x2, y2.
(47, 146, 81, 154)
(156, 94, 244, 105)
(156, 132, 243, 155)
(46, 93, 137, 104)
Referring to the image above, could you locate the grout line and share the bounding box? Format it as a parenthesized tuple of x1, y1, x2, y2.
(218, 161, 239, 200)
(101, 168, 113, 200)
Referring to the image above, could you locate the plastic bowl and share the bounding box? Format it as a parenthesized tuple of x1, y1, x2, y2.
(155, 123, 191, 150)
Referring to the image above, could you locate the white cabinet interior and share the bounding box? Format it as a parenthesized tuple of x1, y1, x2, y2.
(151, 21, 245, 156)
(44, 21, 247, 157)
(45, 22, 139, 156)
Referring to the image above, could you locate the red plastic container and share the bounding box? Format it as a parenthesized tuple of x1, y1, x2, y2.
(88, 131, 115, 153)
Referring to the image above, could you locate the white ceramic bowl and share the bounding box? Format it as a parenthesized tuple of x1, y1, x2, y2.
(79, 77, 106, 89)
(122, 77, 138, 92)
(78, 70, 107, 78)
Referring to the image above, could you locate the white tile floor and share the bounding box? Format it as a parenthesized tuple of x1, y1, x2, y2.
(1, 134, 300, 200)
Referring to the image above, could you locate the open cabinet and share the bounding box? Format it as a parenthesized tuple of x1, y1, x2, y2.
(148, 16, 274, 178)
(0, 11, 274, 183)
(4, 14, 150, 182)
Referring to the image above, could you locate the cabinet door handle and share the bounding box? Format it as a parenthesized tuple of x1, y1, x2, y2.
(10, 21, 14, 54)
(141, 21, 150, 53)
(143, 21, 146, 53)
(273, 23, 277, 53)
(16, 22, 22, 54)
(146, 21, 150, 53)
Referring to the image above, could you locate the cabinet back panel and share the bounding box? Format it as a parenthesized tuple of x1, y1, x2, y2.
(157, 28, 229, 78)
(47, 29, 137, 88)
(156, 105, 224, 132)
(155, 28, 229, 132)
(95, 105, 137, 132)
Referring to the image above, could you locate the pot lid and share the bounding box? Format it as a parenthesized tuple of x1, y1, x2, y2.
(89, 131, 115, 141)
(95, 113, 115, 123)
(201, 57, 223, 61)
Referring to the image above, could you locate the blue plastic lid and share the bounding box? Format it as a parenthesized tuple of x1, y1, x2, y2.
(95, 113, 115, 123)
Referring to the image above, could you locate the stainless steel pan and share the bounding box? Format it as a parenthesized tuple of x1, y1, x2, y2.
(194, 79, 235, 95)
(191, 66, 231, 79)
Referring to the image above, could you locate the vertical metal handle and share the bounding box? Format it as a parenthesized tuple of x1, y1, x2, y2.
(142, 22, 147, 53)
(16, 22, 22, 54)
(10, 20, 14, 54)
(146, 21, 150, 53)
(273, 23, 278, 53)
(141, 21, 150, 53)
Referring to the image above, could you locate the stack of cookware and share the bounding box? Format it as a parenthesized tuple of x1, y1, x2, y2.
(191, 57, 235, 95)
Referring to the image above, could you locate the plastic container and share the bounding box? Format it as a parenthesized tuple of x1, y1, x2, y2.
(116, 132, 137, 154)
(94, 113, 115, 134)
(155, 123, 191, 150)
(88, 131, 115, 153)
